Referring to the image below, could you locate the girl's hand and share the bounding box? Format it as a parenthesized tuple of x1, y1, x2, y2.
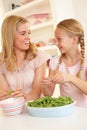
(52, 72, 71, 84)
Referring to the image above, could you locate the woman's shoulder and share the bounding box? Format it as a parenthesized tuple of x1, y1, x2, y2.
(49, 54, 60, 70)
(37, 50, 51, 58)
(50, 54, 59, 61)
(34, 50, 51, 68)
(0, 62, 6, 73)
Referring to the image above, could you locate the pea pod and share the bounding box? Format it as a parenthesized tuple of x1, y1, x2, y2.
(6, 90, 14, 96)
(27, 96, 74, 108)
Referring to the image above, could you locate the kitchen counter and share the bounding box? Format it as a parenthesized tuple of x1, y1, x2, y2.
(0, 107, 87, 130)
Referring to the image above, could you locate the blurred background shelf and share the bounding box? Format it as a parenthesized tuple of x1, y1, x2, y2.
(38, 45, 58, 56)
(0, 0, 74, 55)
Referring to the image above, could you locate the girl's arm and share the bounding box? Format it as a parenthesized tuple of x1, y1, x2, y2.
(69, 74, 87, 94)
(52, 72, 87, 94)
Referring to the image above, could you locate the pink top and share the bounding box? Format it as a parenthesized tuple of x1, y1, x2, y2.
(49, 55, 87, 108)
(0, 50, 50, 94)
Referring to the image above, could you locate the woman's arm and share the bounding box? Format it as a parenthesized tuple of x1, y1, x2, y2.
(0, 74, 11, 100)
(0, 74, 24, 100)
(41, 69, 56, 96)
(25, 62, 47, 101)
(0, 74, 10, 94)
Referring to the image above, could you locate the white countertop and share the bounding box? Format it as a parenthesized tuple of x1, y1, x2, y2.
(0, 107, 87, 130)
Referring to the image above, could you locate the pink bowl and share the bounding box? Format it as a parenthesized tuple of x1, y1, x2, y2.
(0, 97, 25, 116)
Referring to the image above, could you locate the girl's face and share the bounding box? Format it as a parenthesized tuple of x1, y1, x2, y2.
(14, 23, 31, 51)
(55, 27, 76, 54)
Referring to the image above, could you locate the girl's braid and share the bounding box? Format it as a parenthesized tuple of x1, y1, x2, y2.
(79, 35, 85, 69)
(77, 35, 85, 78)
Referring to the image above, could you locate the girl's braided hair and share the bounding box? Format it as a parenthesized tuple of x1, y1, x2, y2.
(56, 19, 85, 78)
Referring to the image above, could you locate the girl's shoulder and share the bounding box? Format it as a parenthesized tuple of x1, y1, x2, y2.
(84, 53, 87, 64)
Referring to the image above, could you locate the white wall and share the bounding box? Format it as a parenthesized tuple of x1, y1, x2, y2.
(73, 0, 87, 51)
(52, 0, 75, 24)
(0, 9, 2, 51)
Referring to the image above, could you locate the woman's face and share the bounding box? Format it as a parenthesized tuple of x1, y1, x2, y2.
(55, 27, 75, 54)
(14, 23, 31, 51)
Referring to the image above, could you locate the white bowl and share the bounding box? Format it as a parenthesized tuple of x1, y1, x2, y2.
(26, 98, 76, 118)
(0, 97, 25, 116)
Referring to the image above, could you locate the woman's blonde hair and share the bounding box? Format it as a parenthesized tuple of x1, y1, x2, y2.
(56, 18, 85, 78)
(0, 15, 37, 71)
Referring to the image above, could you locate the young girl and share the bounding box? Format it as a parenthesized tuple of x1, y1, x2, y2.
(41, 18, 87, 108)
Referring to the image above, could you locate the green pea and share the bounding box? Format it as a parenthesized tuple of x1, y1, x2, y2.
(6, 90, 14, 96)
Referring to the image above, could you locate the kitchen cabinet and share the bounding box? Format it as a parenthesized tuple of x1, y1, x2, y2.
(0, 0, 74, 56)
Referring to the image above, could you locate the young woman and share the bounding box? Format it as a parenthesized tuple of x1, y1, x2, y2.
(0, 15, 50, 101)
(41, 18, 87, 108)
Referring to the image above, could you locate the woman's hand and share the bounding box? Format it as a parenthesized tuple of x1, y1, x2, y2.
(0, 89, 24, 101)
(41, 77, 56, 96)
(0, 93, 10, 100)
(41, 77, 55, 88)
(11, 89, 24, 98)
